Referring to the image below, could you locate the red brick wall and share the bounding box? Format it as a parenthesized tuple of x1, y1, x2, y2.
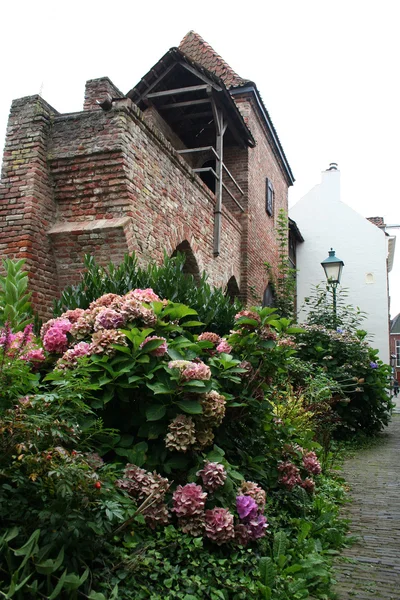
(83, 77, 124, 111)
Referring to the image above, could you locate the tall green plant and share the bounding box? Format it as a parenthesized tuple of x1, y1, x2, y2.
(265, 210, 297, 319)
(0, 259, 33, 331)
(302, 283, 367, 334)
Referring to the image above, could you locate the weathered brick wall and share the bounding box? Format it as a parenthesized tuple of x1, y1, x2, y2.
(232, 94, 289, 303)
(0, 94, 243, 317)
(0, 96, 59, 319)
(0, 78, 291, 317)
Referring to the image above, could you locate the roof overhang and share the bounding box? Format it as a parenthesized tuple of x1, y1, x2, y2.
(127, 48, 255, 149)
(289, 217, 304, 242)
(230, 84, 295, 186)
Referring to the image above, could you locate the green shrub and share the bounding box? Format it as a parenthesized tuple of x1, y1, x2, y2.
(54, 253, 242, 336)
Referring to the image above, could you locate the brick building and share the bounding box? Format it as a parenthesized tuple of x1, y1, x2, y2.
(0, 31, 294, 318)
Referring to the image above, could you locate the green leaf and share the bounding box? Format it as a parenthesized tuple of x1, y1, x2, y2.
(146, 381, 174, 395)
(182, 321, 204, 327)
(47, 569, 67, 599)
(140, 338, 165, 353)
(259, 556, 275, 588)
(175, 399, 203, 414)
(146, 404, 167, 421)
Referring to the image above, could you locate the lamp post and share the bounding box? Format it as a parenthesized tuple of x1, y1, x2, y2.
(321, 248, 344, 325)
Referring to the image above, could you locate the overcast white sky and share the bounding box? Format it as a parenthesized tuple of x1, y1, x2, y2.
(1, 0, 399, 316)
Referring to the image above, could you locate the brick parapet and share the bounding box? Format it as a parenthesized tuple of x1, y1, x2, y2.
(83, 77, 125, 111)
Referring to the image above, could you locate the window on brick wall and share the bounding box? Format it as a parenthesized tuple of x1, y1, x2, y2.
(266, 178, 274, 216)
(396, 340, 400, 367)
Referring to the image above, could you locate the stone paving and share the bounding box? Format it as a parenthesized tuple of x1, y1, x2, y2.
(334, 400, 400, 599)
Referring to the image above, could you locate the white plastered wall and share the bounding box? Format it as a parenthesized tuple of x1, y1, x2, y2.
(290, 168, 390, 364)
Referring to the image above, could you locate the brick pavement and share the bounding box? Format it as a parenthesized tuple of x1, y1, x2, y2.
(334, 404, 400, 599)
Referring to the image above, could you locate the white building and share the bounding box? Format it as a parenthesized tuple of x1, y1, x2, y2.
(290, 164, 396, 364)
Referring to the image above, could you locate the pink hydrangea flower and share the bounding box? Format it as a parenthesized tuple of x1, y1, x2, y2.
(216, 340, 232, 354)
(197, 462, 227, 491)
(128, 288, 160, 303)
(204, 507, 235, 545)
(139, 336, 168, 356)
(56, 342, 92, 369)
(181, 361, 211, 381)
(172, 483, 207, 517)
(302, 451, 322, 476)
(43, 324, 70, 354)
(21, 348, 46, 363)
(40, 318, 71, 339)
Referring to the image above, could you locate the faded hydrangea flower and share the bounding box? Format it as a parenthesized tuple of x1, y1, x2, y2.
(90, 329, 127, 356)
(89, 293, 121, 310)
(197, 332, 222, 345)
(194, 422, 215, 450)
(199, 391, 226, 426)
(234, 523, 251, 546)
(165, 415, 196, 452)
(238, 481, 266, 512)
(70, 313, 94, 340)
(204, 507, 235, 545)
(277, 461, 302, 490)
(181, 361, 211, 381)
(62, 308, 86, 323)
(178, 513, 205, 536)
(300, 477, 316, 494)
(94, 308, 125, 331)
(127, 288, 161, 303)
(172, 483, 207, 517)
(302, 451, 322, 476)
(197, 461, 227, 491)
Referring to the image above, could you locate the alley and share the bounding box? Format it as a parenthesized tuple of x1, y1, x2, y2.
(334, 407, 400, 599)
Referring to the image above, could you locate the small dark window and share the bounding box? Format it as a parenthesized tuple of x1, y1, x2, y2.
(266, 178, 274, 216)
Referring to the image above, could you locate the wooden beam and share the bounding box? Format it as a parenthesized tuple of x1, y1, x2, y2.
(222, 163, 245, 196)
(146, 84, 210, 100)
(129, 62, 177, 103)
(158, 98, 211, 110)
(170, 111, 213, 122)
(178, 61, 222, 91)
(193, 167, 219, 180)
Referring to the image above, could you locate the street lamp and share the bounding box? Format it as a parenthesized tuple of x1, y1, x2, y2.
(321, 248, 344, 323)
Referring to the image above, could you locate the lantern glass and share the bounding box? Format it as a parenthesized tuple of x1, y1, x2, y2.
(321, 249, 344, 284)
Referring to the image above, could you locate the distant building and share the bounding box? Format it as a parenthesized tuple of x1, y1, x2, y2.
(390, 314, 400, 382)
(0, 31, 294, 319)
(290, 164, 395, 364)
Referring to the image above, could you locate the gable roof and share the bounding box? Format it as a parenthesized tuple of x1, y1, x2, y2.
(391, 313, 400, 334)
(179, 31, 248, 89)
(127, 47, 255, 149)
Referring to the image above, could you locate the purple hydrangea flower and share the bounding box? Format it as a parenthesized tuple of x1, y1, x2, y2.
(236, 495, 258, 520)
(370, 362, 378, 369)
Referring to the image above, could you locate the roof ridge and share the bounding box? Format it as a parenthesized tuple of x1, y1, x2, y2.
(179, 31, 248, 89)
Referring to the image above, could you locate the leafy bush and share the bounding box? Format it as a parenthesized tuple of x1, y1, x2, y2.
(294, 324, 392, 437)
(0, 285, 351, 599)
(54, 253, 242, 336)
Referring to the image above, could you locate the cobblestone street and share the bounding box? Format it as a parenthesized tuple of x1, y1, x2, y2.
(334, 402, 400, 599)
